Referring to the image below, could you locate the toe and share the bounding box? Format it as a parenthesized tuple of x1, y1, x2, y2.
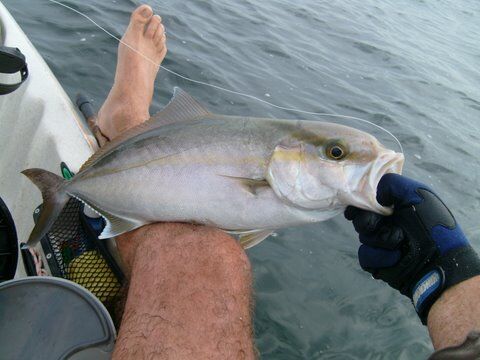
(155, 33, 166, 49)
(130, 5, 153, 27)
(145, 15, 162, 39)
(153, 23, 165, 44)
(157, 37, 167, 54)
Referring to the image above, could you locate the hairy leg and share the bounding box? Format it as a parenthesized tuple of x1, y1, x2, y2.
(96, 5, 255, 359)
(113, 224, 255, 359)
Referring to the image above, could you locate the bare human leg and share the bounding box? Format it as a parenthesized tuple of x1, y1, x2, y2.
(113, 224, 255, 359)
(95, 5, 256, 359)
(97, 4, 166, 139)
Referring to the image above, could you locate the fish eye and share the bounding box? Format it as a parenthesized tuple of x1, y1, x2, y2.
(325, 142, 347, 160)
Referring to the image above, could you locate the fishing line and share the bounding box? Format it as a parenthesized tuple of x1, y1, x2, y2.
(46, 0, 404, 154)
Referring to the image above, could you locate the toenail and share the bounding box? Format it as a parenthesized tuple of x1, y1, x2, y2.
(141, 8, 151, 18)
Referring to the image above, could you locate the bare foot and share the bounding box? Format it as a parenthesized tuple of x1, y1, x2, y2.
(97, 4, 167, 140)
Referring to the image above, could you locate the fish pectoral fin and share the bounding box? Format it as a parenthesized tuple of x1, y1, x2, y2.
(73, 196, 143, 239)
(237, 229, 274, 249)
(219, 175, 270, 195)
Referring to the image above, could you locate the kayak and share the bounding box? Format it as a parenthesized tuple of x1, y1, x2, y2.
(0, 2, 97, 278)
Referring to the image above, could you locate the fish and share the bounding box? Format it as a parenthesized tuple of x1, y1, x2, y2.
(22, 88, 404, 249)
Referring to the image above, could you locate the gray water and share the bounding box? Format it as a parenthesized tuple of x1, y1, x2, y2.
(4, 0, 480, 358)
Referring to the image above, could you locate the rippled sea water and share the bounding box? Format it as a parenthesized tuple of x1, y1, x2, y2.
(4, 0, 480, 358)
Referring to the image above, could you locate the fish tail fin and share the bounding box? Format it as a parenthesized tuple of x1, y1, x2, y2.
(21, 168, 70, 248)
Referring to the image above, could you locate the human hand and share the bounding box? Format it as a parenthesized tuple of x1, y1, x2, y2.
(345, 173, 480, 323)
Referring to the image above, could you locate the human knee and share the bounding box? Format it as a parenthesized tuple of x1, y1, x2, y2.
(122, 223, 252, 284)
(158, 225, 252, 281)
(198, 227, 253, 285)
(196, 227, 250, 261)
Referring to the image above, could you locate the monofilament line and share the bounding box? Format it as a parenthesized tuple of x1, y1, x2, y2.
(46, 0, 404, 154)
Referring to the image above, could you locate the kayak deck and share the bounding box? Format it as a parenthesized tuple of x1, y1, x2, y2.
(0, 2, 97, 277)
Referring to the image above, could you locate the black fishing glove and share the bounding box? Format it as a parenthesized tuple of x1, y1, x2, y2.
(345, 174, 480, 324)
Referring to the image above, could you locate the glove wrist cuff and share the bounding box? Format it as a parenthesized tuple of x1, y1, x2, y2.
(412, 246, 480, 325)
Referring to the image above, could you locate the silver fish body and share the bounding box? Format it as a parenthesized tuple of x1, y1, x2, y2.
(22, 88, 404, 248)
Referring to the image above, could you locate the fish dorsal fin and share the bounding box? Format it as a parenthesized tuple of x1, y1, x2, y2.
(80, 87, 211, 172)
(150, 87, 211, 127)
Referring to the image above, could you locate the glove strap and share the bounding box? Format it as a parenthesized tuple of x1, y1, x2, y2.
(412, 267, 445, 325)
(413, 246, 480, 325)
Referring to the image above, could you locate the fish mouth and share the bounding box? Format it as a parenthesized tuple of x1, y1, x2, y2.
(347, 150, 404, 215)
(366, 151, 405, 214)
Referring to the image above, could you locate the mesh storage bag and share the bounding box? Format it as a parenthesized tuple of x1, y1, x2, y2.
(39, 198, 123, 313)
